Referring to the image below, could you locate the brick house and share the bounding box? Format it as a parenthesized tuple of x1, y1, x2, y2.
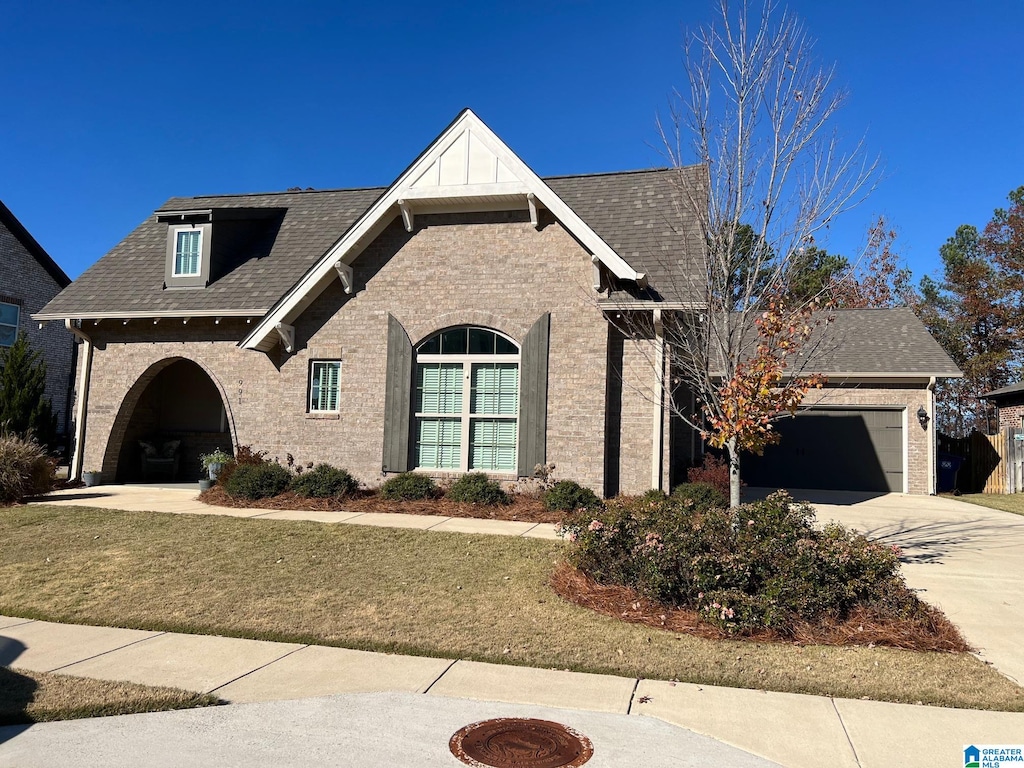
(0, 200, 74, 446)
(36, 110, 958, 494)
(981, 383, 1024, 433)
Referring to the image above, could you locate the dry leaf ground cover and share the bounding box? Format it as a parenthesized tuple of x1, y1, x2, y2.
(1, 505, 1021, 711)
(0, 667, 219, 725)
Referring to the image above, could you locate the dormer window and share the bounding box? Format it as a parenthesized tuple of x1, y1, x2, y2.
(173, 228, 202, 276)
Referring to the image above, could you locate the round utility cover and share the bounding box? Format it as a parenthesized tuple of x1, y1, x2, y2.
(449, 717, 594, 768)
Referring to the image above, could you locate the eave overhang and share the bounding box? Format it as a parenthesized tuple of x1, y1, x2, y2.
(240, 109, 648, 353)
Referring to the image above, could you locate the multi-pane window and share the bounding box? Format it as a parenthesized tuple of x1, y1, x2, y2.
(414, 327, 519, 473)
(0, 301, 19, 347)
(173, 229, 202, 276)
(309, 361, 341, 412)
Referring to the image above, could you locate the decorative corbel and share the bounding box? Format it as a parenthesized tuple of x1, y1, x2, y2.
(527, 192, 540, 229)
(398, 199, 414, 232)
(591, 254, 602, 292)
(275, 322, 295, 353)
(334, 261, 354, 294)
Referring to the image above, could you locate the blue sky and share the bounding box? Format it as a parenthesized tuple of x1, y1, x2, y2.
(2, 1, 1021, 282)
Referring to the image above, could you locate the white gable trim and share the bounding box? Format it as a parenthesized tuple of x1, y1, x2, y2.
(241, 109, 645, 352)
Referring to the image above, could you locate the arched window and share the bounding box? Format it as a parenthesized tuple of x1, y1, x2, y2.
(414, 327, 519, 472)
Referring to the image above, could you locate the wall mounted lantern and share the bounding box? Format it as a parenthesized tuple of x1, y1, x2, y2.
(917, 405, 930, 429)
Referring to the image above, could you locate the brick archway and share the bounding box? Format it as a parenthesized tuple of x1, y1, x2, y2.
(102, 357, 237, 482)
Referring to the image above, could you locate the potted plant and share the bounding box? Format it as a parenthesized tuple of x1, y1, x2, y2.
(198, 476, 214, 492)
(82, 469, 102, 487)
(200, 448, 232, 480)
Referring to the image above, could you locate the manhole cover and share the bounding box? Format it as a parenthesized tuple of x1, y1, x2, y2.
(449, 717, 594, 768)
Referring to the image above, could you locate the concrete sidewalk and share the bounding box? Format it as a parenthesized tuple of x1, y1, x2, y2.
(1, 615, 1022, 768)
(13, 485, 1024, 766)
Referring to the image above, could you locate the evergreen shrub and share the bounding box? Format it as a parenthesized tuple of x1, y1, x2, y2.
(290, 464, 358, 498)
(380, 472, 438, 501)
(446, 473, 509, 505)
(543, 480, 600, 512)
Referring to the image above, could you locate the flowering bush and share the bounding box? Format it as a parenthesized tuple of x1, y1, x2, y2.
(559, 490, 918, 634)
(669, 481, 728, 511)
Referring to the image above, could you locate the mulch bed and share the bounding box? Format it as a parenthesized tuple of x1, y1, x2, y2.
(199, 486, 563, 524)
(549, 561, 971, 653)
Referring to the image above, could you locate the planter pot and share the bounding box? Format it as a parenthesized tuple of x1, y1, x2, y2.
(207, 463, 223, 480)
(83, 472, 102, 488)
(198, 479, 214, 492)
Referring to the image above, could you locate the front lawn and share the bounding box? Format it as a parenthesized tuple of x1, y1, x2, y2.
(954, 493, 1024, 517)
(0, 667, 219, 725)
(1, 505, 1021, 711)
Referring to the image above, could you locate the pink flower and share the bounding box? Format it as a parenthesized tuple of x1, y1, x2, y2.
(588, 520, 604, 532)
(567, 532, 578, 542)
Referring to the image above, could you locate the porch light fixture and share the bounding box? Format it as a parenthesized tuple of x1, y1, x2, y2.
(917, 406, 930, 429)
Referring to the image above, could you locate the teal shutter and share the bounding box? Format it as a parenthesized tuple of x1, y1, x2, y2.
(382, 314, 413, 472)
(517, 313, 550, 477)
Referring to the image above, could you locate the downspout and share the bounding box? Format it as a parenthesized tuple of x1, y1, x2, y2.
(651, 309, 665, 491)
(65, 319, 93, 482)
(927, 376, 936, 495)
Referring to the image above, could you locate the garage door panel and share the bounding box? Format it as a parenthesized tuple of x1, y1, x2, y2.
(742, 409, 903, 493)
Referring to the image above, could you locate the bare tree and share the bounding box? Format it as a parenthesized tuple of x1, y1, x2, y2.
(631, 0, 879, 506)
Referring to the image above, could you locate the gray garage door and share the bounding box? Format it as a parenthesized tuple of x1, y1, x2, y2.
(741, 408, 904, 493)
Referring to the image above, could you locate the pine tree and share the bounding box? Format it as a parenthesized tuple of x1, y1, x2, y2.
(0, 333, 58, 449)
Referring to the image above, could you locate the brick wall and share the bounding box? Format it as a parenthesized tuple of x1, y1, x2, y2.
(998, 403, 1024, 432)
(79, 211, 633, 494)
(0, 219, 74, 439)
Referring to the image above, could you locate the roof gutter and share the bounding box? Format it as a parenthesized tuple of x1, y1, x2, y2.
(64, 320, 93, 482)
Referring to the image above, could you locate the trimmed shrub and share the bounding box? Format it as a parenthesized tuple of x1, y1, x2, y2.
(686, 454, 732, 499)
(559, 490, 917, 635)
(224, 461, 291, 500)
(543, 480, 601, 512)
(380, 472, 438, 501)
(0, 433, 54, 504)
(669, 481, 728, 511)
(446, 473, 510, 505)
(215, 444, 266, 487)
(290, 464, 358, 498)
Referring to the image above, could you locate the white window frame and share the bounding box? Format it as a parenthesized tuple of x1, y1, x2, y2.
(308, 360, 341, 413)
(414, 328, 520, 473)
(172, 226, 203, 277)
(0, 301, 20, 347)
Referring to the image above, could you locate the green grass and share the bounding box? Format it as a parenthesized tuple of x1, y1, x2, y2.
(954, 493, 1024, 516)
(1, 504, 1022, 712)
(0, 667, 219, 725)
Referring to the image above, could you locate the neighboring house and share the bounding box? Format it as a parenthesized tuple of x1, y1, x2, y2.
(981, 382, 1024, 433)
(0, 200, 74, 445)
(35, 110, 959, 494)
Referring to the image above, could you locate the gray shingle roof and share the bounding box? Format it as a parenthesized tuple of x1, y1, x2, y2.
(801, 308, 961, 377)
(982, 382, 1024, 400)
(37, 168, 703, 319)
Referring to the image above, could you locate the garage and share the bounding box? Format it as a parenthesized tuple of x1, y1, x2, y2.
(741, 408, 905, 493)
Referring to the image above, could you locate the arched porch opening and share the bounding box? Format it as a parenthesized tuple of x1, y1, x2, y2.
(106, 358, 235, 483)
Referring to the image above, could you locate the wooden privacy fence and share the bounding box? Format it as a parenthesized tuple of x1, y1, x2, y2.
(939, 428, 1024, 494)
(983, 428, 1024, 494)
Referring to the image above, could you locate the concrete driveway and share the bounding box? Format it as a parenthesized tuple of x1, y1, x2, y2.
(757, 489, 1024, 685)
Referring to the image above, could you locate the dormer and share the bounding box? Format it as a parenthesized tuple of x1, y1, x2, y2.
(158, 209, 213, 289)
(156, 206, 286, 289)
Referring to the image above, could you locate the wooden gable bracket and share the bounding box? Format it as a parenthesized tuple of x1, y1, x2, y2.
(334, 261, 354, 294)
(591, 255, 603, 293)
(398, 199, 414, 233)
(527, 192, 541, 229)
(275, 322, 296, 353)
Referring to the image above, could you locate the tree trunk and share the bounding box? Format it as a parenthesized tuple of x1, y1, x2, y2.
(727, 435, 741, 508)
